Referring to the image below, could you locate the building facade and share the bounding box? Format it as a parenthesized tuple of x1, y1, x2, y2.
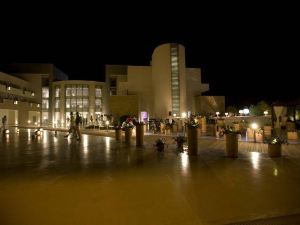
(51, 80, 107, 127)
(0, 71, 40, 126)
(0, 64, 108, 128)
(106, 43, 224, 121)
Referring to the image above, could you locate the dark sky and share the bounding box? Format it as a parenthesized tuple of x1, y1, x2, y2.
(0, 3, 299, 107)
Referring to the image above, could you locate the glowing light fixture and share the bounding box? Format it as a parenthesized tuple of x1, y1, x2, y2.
(251, 123, 258, 130)
(243, 108, 250, 115)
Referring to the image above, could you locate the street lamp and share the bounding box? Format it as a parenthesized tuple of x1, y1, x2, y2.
(216, 112, 220, 117)
(251, 123, 258, 143)
(239, 110, 243, 116)
(264, 110, 268, 116)
(225, 112, 229, 117)
(243, 108, 250, 116)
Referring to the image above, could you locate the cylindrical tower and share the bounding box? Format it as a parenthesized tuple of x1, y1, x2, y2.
(151, 43, 187, 119)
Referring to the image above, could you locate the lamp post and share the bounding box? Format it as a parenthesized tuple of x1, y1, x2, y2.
(251, 123, 258, 143)
(225, 112, 228, 117)
(216, 112, 220, 117)
(264, 110, 268, 116)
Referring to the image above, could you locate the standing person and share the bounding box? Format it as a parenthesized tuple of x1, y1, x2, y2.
(90, 115, 94, 126)
(75, 112, 81, 141)
(2, 115, 7, 130)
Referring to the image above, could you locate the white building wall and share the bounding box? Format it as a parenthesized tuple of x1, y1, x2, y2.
(152, 44, 172, 118)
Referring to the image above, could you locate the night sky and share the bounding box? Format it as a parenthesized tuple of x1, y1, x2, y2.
(0, 3, 299, 107)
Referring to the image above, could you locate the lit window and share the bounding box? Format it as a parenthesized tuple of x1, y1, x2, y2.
(42, 87, 49, 98)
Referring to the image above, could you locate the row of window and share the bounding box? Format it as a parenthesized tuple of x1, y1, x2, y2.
(42, 85, 103, 99)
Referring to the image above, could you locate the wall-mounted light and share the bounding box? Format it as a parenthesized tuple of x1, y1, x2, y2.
(14, 100, 18, 105)
(31, 92, 35, 96)
(7, 86, 11, 90)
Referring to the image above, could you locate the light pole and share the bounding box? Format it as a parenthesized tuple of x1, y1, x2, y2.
(251, 123, 258, 143)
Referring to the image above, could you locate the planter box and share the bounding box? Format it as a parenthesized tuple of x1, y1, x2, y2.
(268, 144, 282, 157)
(136, 124, 144, 146)
(188, 128, 198, 155)
(115, 128, 122, 141)
(225, 133, 238, 158)
(287, 131, 298, 140)
(125, 128, 133, 145)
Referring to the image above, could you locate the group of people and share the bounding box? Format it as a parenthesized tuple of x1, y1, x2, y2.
(64, 112, 81, 141)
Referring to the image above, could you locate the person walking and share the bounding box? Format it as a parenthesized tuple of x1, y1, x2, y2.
(2, 115, 7, 130)
(75, 112, 81, 141)
(64, 112, 75, 138)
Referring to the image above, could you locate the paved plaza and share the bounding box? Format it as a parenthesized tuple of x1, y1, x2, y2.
(1, 128, 300, 225)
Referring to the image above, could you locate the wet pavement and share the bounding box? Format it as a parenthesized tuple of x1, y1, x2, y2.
(1, 129, 300, 225)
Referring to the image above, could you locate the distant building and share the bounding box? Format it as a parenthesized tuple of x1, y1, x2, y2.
(106, 43, 224, 121)
(0, 64, 107, 127)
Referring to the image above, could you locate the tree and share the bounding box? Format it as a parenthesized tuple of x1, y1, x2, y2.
(249, 104, 259, 116)
(256, 101, 270, 115)
(226, 105, 238, 115)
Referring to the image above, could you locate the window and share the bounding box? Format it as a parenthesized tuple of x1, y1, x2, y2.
(42, 87, 49, 98)
(42, 99, 49, 109)
(83, 86, 89, 96)
(66, 98, 70, 109)
(55, 87, 60, 98)
(82, 98, 89, 109)
(95, 98, 101, 110)
(95, 87, 102, 97)
(55, 99, 60, 109)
